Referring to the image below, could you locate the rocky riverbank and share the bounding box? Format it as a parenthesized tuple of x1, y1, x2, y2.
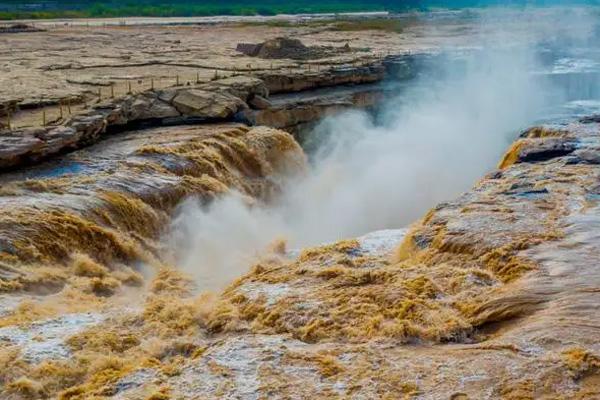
(1, 8, 600, 399)
(0, 123, 305, 294)
(0, 62, 391, 170)
(2, 116, 599, 399)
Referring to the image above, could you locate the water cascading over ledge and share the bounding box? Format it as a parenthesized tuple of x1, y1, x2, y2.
(0, 123, 306, 296)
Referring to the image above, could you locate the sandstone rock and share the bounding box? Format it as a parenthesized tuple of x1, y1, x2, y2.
(124, 93, 179, 120)
(202, 76, 269, 101)
(0, 133, 44, 168)
(248, 95, 272, 110)
(156, 88, 181, 104)
(0, 67, 387, 170)
(566, 148, 600, 165)
(245, 89, 383, 131)
(172, 89, 245, 119)
(517, 138, 577, 163)
(103, 106, 128, 126)
(68, 114, 107, 142)
(0, 126, 87, 169)
(259, 65, 385, 94)
(37, 127, 81, 154)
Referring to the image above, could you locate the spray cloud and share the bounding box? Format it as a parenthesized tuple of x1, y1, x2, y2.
(168, 8, 599, 289)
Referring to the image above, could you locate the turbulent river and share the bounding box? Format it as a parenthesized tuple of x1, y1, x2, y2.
(1, 7, 600, 400)
(168, 9, 600, 289)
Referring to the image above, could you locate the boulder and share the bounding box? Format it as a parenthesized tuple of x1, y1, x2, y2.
(248, 95, 272, 110)
(172, 89, 245, 119)
(36, 126, 81, 154)
(202, 76, 269, 101)
(68, 114, 107, 142)
(0, 132, 44, 168)
(518, 138, 577, 164)
(125, 93, 180, 120)
(580, 114, 600, 124)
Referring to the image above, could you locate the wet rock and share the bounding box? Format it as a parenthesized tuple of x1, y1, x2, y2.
(248, 94, 272, 110)
(517, 138, 577, 164)
(0, 133, 45, 168)
(357, 229, 408, 255)
(566, 148, 600, 165)
(504, 184, 549, 198)
(0, 124, 305, 278)
(520, 125, 568, 138)
(580, 114, 600, 124)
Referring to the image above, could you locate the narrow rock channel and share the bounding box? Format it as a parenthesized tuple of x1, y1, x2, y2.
(1, 8, 600, 400)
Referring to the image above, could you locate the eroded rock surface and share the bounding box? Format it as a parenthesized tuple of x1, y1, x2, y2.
(0, 69, 387, 170)
(2, 120, 600, 399)
(0, 77, 268, 170)
(0, 123, 305, 294)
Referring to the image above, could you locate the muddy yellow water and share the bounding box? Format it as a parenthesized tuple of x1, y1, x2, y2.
(1, 121, 600, 399)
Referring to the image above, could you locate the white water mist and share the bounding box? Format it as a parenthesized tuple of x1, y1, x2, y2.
(168, 9, 598, 289)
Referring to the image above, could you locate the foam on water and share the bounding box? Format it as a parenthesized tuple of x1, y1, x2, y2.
(551, 57, 600, 74)
(356, 229, 408, 255)
(0, 312, 104, 362)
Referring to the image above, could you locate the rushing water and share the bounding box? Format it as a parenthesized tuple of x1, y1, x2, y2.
(168, 8, 600, 289)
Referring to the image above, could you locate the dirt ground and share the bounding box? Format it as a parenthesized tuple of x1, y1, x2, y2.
(0, 14, 479, 129)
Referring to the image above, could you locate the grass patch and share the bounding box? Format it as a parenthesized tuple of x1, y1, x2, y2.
(0, 1, 415, 21)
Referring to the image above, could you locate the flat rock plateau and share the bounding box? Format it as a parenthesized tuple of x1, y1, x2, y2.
(1, 8, 600, 400)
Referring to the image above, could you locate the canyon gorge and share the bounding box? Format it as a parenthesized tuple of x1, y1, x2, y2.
(1, 7, 600, 399)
